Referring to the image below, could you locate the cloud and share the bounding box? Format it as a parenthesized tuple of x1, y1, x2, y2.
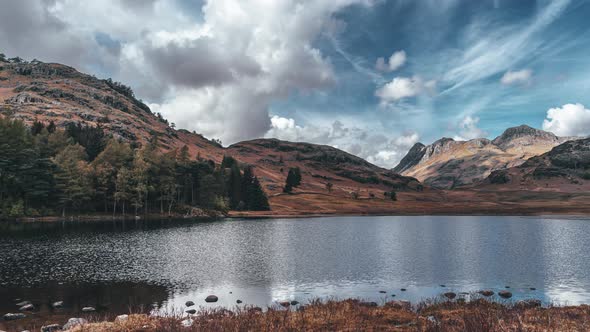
(375, 76, 436, 105)
(266, 115, 420, 168)
(542, 103, 590, 137)
(500, 69, 532, 85)
(453, 116, 486, 140)
(375, 50, 406, 72)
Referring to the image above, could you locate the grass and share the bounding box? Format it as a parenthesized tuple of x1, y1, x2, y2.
(60, 298, 590, 331)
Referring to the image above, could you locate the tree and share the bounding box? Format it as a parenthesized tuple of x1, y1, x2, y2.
(389, 191, 397, 201)
(241, 166, 270, 211)
(65, 122, 106, 161)
(325, 182, 333, 193)
(283, 167, 302, 193)
(114, 167, 131, 216)
(53, 144, 94, 216)
(227, 163, 242, 209)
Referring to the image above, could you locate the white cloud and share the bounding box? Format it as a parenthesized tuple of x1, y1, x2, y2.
(375, 76, 436, 105)
(453, 116, 486, 141)
(542, 103, 590, 137)
(266, 116, 420, 168)
(375, 50, 406, 72)
(500, 69, 532, 85)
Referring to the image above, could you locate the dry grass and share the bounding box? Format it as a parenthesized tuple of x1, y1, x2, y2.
(64, 298, 590, 332)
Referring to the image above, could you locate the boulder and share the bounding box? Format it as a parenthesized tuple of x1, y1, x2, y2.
(3, 313, 26, 321)
(290, 300, 299, 306)
(478, 290, 494, 297)
(379, 290, 387, 294)
(19, 303, 35, 311)
(443, 292, 456, 300)
(63, 318, 88, 330)
(400, 288, 407, 291)
(52, 301, 64, 308)
(185, 309, 196, 314)
(236, 300, 243, 304)
(279, 301, 290, 307)
(15, 301, 30, 307)
(498, 291, 512, 299)
(181, 318, 193, 327)
(386, 300, 411, 310)
(40, 324, 62, 332)
(81, 306, 96, 312)
(185, 301, 195, 307)
(205, 295, 218, 303)
(115, 315, 128, 322)
(516, 299, 542, 309)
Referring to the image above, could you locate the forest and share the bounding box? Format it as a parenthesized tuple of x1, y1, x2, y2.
(0, 117, 270, 219)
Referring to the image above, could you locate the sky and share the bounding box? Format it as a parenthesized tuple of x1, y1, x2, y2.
(2, 0, 590, 168)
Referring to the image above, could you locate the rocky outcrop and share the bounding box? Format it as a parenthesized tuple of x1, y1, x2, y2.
(394, 125, 575, 189)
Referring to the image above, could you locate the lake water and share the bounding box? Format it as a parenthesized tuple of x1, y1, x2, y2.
(1, 216, 590, 328)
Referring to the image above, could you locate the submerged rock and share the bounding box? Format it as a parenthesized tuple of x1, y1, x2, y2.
(15, 301, 30, 307)
(443, 292, 457, 300)
(3, 313, 26, 321)
(63, 318, 88, 329)
(205, 295, 219, 303)
(498, 291, 512, 299)
(236, 300, 243, 304)
(185, 309, 196, 314)
(400, 288, 407, 291)
(40, 324, 62, 332)
(185, 301, 195, 307)
(279, 301, 290, 307)
(52, 301, 64, 308)
(479, 290, 494, 297)
(81, 306, 96, 312)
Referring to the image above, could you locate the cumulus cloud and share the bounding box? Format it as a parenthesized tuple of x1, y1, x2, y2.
(500, 69, 532, 85)
(453, 116, 486, 141)
(265, 116, 420, 168)
(542, 103, 590, 137)
(0, 0, 372, 144)
(375, 76, 436, 105)
(375, 50, 406, 72)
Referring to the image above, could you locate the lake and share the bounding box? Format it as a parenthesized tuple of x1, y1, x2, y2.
(1, 215, 590, 328)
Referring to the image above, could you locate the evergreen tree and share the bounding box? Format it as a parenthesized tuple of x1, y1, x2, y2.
(283, 167, 302, 193)
(241, 166, 270, 211)
(53, 144, 94, 216)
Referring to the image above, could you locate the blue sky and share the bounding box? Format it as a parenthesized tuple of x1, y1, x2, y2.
(2, 0, 590, 167)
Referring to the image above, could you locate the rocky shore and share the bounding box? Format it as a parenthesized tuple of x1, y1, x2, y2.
(3, 297, 590, 331)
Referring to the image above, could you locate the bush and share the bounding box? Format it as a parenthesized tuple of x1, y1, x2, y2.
(8, 200, 24, 217)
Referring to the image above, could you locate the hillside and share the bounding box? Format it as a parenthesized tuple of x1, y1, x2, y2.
(478, 137, 590, 192)
(393, 125, 572, 189)
(0, 58, 423, 215)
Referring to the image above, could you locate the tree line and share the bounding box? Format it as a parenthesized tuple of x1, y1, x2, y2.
(0, 117, 269, 219)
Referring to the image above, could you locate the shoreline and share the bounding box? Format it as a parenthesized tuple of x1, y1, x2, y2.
(4, 298, 590, 331)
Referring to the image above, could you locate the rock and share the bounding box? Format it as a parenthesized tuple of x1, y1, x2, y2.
(279, 301, 290, 307)
(63, 318, 88, 330)
(81, 306, 96, 312)
(379, 290, 387, 293)
(391, 294, 396, 297)
(516, 299, 542, 309)
(530, 287, 536, 291)
(185, 309, 196, 314)
(479, 290, 494, 297)
(400, 288, 407, 291)
(52, 301, 64, 308)
(181, 318, 193, 327)
(236, 300, 243, 304)
(386, 300, 411, 310)
(205, 295, 218, 303)
(443, 292, 457, 300)
(440, 285, 446, 287)
(456, 298, 466, 304)
(498, 291, 512, 299)
(185, 301, 195, 307)
(505, 286, 510, 289)
(249, 307, 263, 313)
(40, 324, 62, 332)
(3, 313, 26, 321)
(290, 300, 299, 306)
(16, 301, 30, 307)
(19, 303, 35, 311)
(359, 301, 378, 307)
(115, 314, 128, 322)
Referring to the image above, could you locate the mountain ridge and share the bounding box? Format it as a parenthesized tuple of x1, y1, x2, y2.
(393, 125, 573, 189)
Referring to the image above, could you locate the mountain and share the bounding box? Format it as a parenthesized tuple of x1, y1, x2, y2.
(480, 137, 590, 191)
(0, 58, 422, 215)
(393, 125, 572, 189)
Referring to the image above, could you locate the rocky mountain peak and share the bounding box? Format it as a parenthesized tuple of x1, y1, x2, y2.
(392, 142, 426, 174)
(492, 125, 557, 149)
